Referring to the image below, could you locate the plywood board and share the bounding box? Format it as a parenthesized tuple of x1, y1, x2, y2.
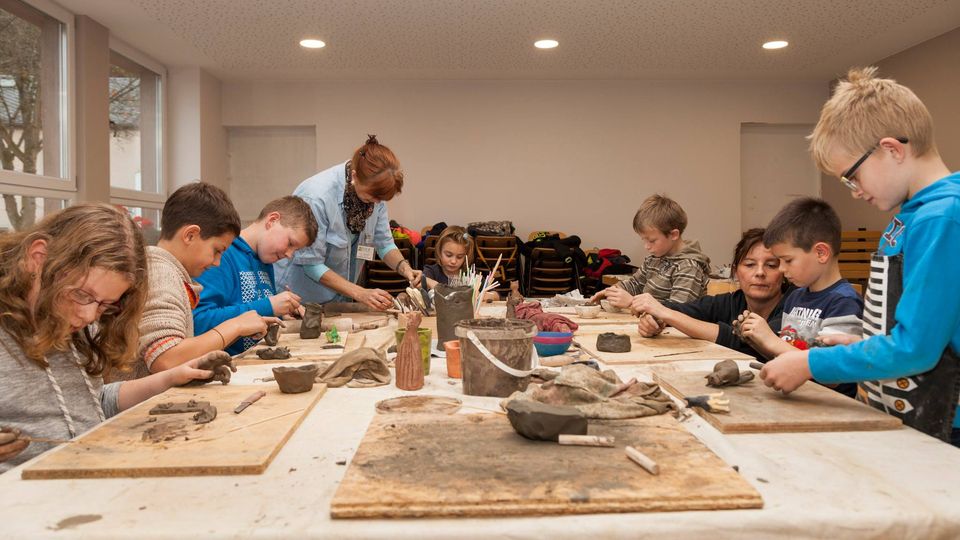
(22, 384, 326, 479)
(575, 328, 752, 364)
(330, 413, 762, 518)
(654, 370, 902, 434)
(233, 331, 363, 366)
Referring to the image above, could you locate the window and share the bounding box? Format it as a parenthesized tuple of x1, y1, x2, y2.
(116, 204, 161, 246)
(0, 188, 67, 232)
(109, 50, 161, 195)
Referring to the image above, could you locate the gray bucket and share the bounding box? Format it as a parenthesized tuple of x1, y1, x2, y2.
(455, 319, 537, 397)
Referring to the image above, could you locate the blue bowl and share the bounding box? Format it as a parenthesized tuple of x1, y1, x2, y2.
(534, 340, 572, 357)
(536, 331, 574, 339)
(533, 332, 573, 357)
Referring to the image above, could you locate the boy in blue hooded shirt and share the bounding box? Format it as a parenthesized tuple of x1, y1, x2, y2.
(194, 196, 318, 355)
(760, 67, 960, 446)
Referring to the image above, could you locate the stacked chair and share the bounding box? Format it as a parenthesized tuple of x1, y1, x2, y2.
(362, 237, 416, 296)
(472, 235, 521, 296)
(524, 231, 582, 297)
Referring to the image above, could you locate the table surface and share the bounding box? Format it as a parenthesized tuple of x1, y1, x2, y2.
(3, 313, 959, 539)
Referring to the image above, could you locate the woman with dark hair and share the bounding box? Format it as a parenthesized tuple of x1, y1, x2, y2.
(276, 135, 421, 309)
(629, 228, 791, 360)
(0, 204, 232, 472)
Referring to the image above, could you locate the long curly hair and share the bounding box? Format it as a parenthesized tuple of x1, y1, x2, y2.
(0, 203, 148, 375)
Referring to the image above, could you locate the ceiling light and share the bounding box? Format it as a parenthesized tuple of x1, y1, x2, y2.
(300, 39, 326, 49)
(534, 39, 559, 49)
(762, 40, 788, 50)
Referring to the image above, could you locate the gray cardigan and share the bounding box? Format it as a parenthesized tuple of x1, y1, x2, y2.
(0, 329, 120, 474)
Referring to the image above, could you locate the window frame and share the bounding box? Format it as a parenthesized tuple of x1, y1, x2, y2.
(0, 0, 76, 197)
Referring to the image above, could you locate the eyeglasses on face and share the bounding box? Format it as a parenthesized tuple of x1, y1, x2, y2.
(68, 288, 123, 316)
(840, 137, 909, 191)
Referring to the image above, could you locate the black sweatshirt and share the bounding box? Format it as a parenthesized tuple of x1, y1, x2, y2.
(664, 289, 790, 361)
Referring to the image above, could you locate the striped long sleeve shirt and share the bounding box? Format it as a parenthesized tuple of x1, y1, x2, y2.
(617, 240, 711, 304)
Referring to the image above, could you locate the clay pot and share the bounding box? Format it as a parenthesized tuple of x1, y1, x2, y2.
(574, 304, 601, 319)
(434, 284, 474, 346)
(395, 327, 433, 375)
(272, 364, 319, 394)
(264, 323, 281, 346)
(395, 313, 425, 390)
(300, 303, 323, 339)
(444, 340, 462, 379)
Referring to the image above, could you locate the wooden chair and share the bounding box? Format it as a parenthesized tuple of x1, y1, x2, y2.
(362, 237, 415, 296)
(524, 231, 581, 297)
(473, 235, 520, 295)
(421, 235, 439, 269)
(839, 229, 882, 293)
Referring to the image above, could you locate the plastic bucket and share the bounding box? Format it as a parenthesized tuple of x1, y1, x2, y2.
(455, 318, 537, 397)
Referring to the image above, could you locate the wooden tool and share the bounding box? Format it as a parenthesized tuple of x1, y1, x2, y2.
(558, 434, 615, 447)
(749, 361, 764, 370)
(571, 340, 604, 363)
(625, 445, 659, 475)
(234, 390, 266, 414)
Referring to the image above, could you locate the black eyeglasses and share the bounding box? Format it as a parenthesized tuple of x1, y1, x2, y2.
(840, 137, 909, 191)
(68, 288, 123, 316)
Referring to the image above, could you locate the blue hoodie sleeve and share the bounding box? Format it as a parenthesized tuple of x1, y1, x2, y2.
(809, 213, 960, 382)
(193, 254, 274, 336)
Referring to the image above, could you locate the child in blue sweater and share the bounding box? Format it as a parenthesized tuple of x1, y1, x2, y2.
(760, 67, 960, 446)
(194, 197, 319, 355)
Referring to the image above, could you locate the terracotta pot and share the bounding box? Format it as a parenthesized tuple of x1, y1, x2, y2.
(444, 340, 462, 379)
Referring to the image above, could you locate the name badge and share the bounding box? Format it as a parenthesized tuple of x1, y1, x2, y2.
(357, 245, 375, 261)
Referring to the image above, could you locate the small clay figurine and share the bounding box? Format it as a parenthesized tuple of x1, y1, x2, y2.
(705, 359, 755, 387)
(395, 312, 424, 390)
(596, 332, 632, 353)
(264, 322, 281, 346)
(506, 281, 523, 319)
(256, 346, 292, 360)
(300, 303, 323, 339)
(180, 351, 236, 386)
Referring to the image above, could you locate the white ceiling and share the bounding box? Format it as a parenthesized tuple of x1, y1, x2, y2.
(55, 0, 960, 81)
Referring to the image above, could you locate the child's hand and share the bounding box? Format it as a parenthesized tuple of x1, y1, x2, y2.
(228, 311, 281, 340)
(597, 287, 633, 308)
(270, 290, 302, 317)
(738, 312, 778, 346)
(175, 351, 237, 387)
(0, 427, 29, 463)
(637, 314, 665, 337)
(759, 350, 812, 393)
(629, 293, 666, 319)
(816, 333, 862, 346)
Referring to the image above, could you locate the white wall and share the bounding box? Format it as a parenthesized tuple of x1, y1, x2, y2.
(168, 66, 228, 193)
(222, 79, 828, 265)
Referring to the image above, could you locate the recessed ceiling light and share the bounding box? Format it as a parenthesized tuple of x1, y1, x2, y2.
(534, 39, 559, 49)
(762, 40, 788, 50)
(300, 39, 326, 49)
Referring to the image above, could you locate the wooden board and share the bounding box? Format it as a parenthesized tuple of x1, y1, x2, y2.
(330, 413, 762, 518)
(575, 328, 752, 364)
(653, 370, 902, 434)
(22, 384, 326, 479)
(233, 330, 363, 366)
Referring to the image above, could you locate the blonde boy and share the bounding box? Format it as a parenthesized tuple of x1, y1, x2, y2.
(760, 67, 960, 445)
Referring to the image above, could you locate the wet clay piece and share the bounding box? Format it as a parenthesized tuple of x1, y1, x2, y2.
(375, 395, 462, 415)
(300, 303, 324, 339)
(272, 364, 320, 394)
(257, 346, 292, 360)
(192, 405, 217, 424)
(505, 400, 588, 442)
(596, 333, 632, 353)
(264, 323, 281, 346)
(705, 359, 755, 388)
(149, 400, 210, 415)
(395, 313, 425, 391)
(180, 351, 236, 387)
(506, 281, 523, 319)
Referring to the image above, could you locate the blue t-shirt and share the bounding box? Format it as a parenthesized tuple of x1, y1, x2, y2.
(809, 172, 960, 428)
(193, 237, 276, 355)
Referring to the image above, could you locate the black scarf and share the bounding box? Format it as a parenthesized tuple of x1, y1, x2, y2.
(343, 162, 374, 234)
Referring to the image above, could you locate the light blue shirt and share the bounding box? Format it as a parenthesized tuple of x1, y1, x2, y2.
(275, 162, 398, 304)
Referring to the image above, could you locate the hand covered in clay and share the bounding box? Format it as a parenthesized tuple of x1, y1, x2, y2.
(177, 351, 237, 387)
(629, 293, 668, 320)
(759, 350, 812, 394)
(270, 290, 302, 317)
(736, 311, 779, 348)
(636, 313, 665, 337)
(0, 427, 28, 463)
(591, 286, 633, 309)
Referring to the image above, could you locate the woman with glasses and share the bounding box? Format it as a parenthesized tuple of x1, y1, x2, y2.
(275, 135, 421, 310)
(0, 204, 233, 473)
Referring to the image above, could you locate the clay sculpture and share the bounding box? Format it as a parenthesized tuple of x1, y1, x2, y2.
(434, 284, 474, 345)
(272, 364, 320, 394)
(256, 346, 291, 360)
(300, 302, 324, 339)
(395, 312, 425, 391)
(705, 359, 755, 387)
(264, 322, 281, 346)
(180, 351, 236, 386)
(505, 400, 588, 441)
(148, 400, 218, 424)
(506, 281, 523, 319)
(596, 332, 632, 353)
